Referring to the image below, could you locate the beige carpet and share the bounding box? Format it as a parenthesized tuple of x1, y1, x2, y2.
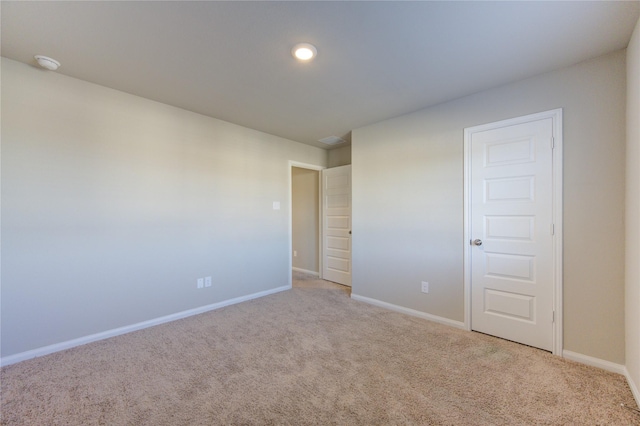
(1, 272, 638, 425)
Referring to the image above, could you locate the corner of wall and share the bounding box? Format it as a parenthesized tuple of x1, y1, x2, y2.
(625, 16, 640, 408)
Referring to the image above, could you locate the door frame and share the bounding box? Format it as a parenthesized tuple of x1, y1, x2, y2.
(463, 108, 563, 356)
(288, 161, 325, 288)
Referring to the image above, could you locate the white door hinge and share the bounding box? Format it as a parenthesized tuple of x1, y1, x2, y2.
(551, 137, 555, 149)
(551, 224, 555, 235)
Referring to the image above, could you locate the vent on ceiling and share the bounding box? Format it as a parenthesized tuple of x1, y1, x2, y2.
(318, 136, 346, 146)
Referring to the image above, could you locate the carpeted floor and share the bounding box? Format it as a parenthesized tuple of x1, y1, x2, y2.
(1, 272, 638, 425)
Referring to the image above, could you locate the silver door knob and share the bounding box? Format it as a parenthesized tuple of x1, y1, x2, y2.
(472, 239, 483, 246)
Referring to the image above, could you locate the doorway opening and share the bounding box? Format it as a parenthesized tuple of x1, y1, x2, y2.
(289, 162, 324, 288)
(291, 165, 322, 277)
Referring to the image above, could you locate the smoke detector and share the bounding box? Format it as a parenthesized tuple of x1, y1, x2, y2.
(34, 55, 60, 71)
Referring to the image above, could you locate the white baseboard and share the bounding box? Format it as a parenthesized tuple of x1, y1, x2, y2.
(624, 367, 640, 408)
(292, 267, 319, 276)
(1, 285, 290, 367)
(562, 350, 626, 375)
(350, 293, 466, 330)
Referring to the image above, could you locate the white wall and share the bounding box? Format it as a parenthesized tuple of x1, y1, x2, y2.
(352, 50, 627, 364)
(292, 167, 319, 273)
(626, 17, 640, 402)
(0, 58, 327, 359)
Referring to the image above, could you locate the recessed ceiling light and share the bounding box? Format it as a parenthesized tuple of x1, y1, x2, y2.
(292, 43, 317, 61)
(34, 55, 61, 71)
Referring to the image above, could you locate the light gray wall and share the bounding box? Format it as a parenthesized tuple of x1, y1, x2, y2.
(292, 167, 319, 273)
(352, 50, 627, 364)
(0, 58, 327, 358)
(626, 17, 640, 400)
(328, 146, 351, 167)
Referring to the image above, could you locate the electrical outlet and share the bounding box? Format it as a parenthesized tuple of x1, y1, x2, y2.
(205, 276, 212, 287)
(293, 250, 297, 257)
(197, 278, 204, 289)
(421, 281, 429, 293)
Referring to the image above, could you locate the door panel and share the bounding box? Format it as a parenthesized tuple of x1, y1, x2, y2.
(322, 165, 352, 286)
(470, 117, 554, 351)
(484, 216, 535, 241)
(484, 289, 535, 322)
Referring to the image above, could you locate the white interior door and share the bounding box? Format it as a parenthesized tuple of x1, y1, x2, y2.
(322, 165, 352, 286)
(467, 112, 560, 352)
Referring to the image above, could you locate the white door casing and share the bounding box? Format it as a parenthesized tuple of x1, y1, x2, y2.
(322, 165, 352, 286)
(464, 109, 563, 354)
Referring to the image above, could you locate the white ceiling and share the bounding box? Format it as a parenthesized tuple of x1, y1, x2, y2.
(2, 1, 639, 149)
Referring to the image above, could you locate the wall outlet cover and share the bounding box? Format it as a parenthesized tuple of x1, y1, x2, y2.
(421, 281, 429, 293)
(205, 276, 212, 287)
(197, 278, 204, 289)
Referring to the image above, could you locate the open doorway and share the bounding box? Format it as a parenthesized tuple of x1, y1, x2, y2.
(290, 163, 323, 283)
